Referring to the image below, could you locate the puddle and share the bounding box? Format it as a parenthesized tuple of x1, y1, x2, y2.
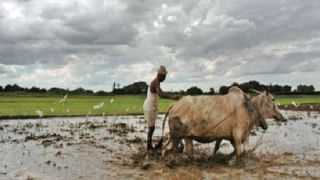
(0, 111, 319, 179)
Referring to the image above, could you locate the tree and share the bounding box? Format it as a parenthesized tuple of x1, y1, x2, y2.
(85, 90, 94, 95)
(208, 87, 215, 95)
(219, 86, 229, 95)
(112, 81, 148, 95)
(4, 84, 24, 92)
(283, 85, 292, 93)
(95, 90, 109, 96)
(29, 86, 41, 93)
(40, 88, 47, 93)
(186, 86, 203, 95)
(308, 85, 315, 93)
(269, 84, 282, 93)
(296, 85, 315, 93)
(248, 80, 261, 90)
(122, 81, 148, 94)
(236, 80, 265, 93)
(112, 82, 116, 91)
(112, 88, 124, 94)
(48, 87, 68, 95)
(70, 87, 86, 95)
(231, 82, 240, 87)
(4, 84, 13, 92)
(179, 90, 186, 95)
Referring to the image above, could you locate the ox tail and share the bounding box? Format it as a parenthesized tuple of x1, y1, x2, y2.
(161, 103, 174, 138)
(154, 103, 174, 150)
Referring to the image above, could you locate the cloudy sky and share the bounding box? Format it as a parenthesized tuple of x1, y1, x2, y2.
(0, 0, 319, 92)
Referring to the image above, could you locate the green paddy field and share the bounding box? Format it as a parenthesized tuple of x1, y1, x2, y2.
(0, 94, 320, 118)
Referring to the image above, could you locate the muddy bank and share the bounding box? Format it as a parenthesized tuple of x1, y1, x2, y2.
(0, 111, 320, 179)
(130, 112, 320, 179)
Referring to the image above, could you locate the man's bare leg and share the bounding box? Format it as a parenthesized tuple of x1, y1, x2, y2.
(147, 126, 155, 150)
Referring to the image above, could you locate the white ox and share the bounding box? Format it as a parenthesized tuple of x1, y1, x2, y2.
(161, 86, 286, 161)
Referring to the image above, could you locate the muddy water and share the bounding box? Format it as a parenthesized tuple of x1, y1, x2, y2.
(0, 111, 319, 180)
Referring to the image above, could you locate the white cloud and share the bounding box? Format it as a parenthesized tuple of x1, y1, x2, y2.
(0, 0, 320, 91)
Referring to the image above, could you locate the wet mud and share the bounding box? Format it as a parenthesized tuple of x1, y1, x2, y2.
(0, 110, 319, 179)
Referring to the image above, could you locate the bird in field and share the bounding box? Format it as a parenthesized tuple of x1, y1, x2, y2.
(93, 102, 104, 109)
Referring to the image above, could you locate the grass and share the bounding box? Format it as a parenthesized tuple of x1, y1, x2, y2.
(1, 94, 320, 118)
(275, 95, 320, 105)
(0, 95, 173, 118)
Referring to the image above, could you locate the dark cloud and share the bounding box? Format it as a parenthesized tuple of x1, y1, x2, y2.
(0, 0, 319, 90)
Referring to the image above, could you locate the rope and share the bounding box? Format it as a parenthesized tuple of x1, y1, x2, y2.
(191, 96, 260, 136)
(161, 95, 261, 140)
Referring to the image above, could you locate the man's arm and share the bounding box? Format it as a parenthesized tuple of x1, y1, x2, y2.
(157, 86, 174, 99)
(151, 80, 181, 100)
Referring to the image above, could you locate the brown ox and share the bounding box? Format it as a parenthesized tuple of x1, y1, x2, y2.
(161, 86, 286, 161)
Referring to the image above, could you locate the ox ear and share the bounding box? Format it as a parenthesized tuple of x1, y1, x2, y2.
(262, 89, 269, 96)
(244, 93, 252, 100)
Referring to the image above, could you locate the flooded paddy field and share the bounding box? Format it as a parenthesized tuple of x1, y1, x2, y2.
(0, 110, 320, 180)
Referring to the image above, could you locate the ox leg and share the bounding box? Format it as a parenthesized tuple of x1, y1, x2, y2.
(162, 136, 180, 156)
(243, 137, 249, 152)
(211, 139, 222, 161)
(171, 137, 180, 151)
(234, 138, 242, 163)
(229, 139, 236, 156)
(184, 139, 194, 159)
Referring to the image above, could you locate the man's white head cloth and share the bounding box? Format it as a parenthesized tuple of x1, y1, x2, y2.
(158, 65, 168, 75)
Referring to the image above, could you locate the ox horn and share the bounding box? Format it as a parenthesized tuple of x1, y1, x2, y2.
(249, 89, 262, 94)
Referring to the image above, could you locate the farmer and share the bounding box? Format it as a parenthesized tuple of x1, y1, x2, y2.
(143, 65, 180, 150)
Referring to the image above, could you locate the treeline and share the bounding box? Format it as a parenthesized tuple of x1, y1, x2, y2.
(111, 81, 213, 95)
(112, 82, 148, 94)
(111, 80, 318, 95)
(0, 80, 318, 96)
(217, 81, 317, 95)
(0, 84, 110, 96)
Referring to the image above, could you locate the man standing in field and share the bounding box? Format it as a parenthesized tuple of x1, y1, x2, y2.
(143, 65, 180, 151)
